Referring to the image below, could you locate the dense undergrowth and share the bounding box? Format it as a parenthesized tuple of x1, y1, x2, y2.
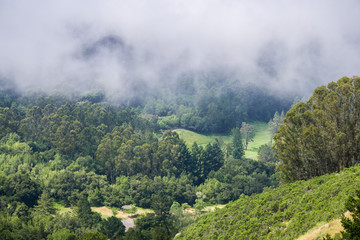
(177, 165, 360, 239)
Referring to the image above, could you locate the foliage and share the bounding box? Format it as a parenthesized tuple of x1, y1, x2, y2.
(100, 216, 125, 240)
(177, 165, 360, 240)
(274, 76, 360, 182)
(0, 87, 282, 239)
(231, 127, 244, 159)
(341, 190, 360, 239)
(240, 122, 255, 150)
(325, 190, 360, 240)
(257, 143, 277, 167)
(267, 111, 284, 143)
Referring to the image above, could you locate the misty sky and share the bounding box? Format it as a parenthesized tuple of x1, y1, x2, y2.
(1, 0, 360, 96)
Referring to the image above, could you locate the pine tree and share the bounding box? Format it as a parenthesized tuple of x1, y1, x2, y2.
(76, 194, 101, 228)
(33, 191, 56, 216)
(100, 216, 125, 240)
(231, 127, 244, 159)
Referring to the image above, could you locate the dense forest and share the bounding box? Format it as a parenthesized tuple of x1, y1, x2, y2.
(4, 76, 360, 239)
(0, 77, 290, 239)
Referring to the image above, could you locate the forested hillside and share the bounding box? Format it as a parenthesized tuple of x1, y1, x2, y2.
(0, 85, 283, 239)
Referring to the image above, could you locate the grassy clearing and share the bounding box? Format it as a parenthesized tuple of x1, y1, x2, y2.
(244, 122, 272, 159)
(174, 121, 271, 160)
(174, 129, 231, 147)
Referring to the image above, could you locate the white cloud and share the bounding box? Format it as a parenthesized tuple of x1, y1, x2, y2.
(0, 0, 359, 95)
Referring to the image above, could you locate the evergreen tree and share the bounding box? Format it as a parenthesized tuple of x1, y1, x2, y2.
(76, 194, 101, 228)
(268, 111, 284, 143)
(231, 127, 244, 159)
(191, 142, 204, 184)
(175, 140, 192, 176)
(100, 216, 125, 240)
(33, 191, 56, 216)
(202, 141, 224, 180)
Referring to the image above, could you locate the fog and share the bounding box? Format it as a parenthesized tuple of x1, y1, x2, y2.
(1, 0, 360, 97)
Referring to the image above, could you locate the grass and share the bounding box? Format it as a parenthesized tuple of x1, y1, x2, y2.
(174, 121, 271, 160)
(244, 122, 272, 159)
(174, 129, 231, 147)
(296, 213, 348, 240)
(177, 165, 360, 239)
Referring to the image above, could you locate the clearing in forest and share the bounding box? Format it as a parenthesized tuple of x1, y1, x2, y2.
(174, 121, 271, 160)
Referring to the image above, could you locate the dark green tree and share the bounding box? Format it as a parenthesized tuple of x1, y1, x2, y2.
(76, 194, 101, 228)
(202, 140, 224, 180)
(231, 127, 244, 159)
(100, 216, 125, 240)
(190, 142, 203, 184)
(7, 172, 41, 208)
(274, 76, 360, 182)
(33, 191, 56, 216)
(78, 233, 107, 240)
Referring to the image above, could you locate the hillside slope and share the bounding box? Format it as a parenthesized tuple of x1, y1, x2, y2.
(176, 165, 360, 239)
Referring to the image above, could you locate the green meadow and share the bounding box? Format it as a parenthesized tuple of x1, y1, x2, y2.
(174, 121, 271, 160)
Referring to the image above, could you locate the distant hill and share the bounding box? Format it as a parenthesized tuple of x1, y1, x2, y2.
(176, 165, 360, 239)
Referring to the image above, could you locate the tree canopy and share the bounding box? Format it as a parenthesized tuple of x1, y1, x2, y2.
(274, 76, 360, 182)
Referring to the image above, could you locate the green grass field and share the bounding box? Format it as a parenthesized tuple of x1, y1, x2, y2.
(244, 122, 272, 159)
(174, 122, 271, 160)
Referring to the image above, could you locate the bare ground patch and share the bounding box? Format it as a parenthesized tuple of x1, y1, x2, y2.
(92, 206, 153, 220)
(297, 211, 351, 240)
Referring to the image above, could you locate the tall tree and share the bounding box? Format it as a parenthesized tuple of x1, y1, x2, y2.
(190, 142, 203, 184)
(202, 140, 224, 180)
(268, 111, 284, 143)
(231, 127, 244, 159)
(100, 216, 125, 240)
(240, 122, 255, 150)
(274, 76, 360, 182)
(76, 194, 101, 228)
(33, 191, 56, 216)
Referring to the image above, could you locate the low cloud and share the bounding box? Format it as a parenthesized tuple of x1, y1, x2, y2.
(1, 0, 359, 97)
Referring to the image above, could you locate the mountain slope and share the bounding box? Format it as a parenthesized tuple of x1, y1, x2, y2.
(176, 165, 360, 239)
